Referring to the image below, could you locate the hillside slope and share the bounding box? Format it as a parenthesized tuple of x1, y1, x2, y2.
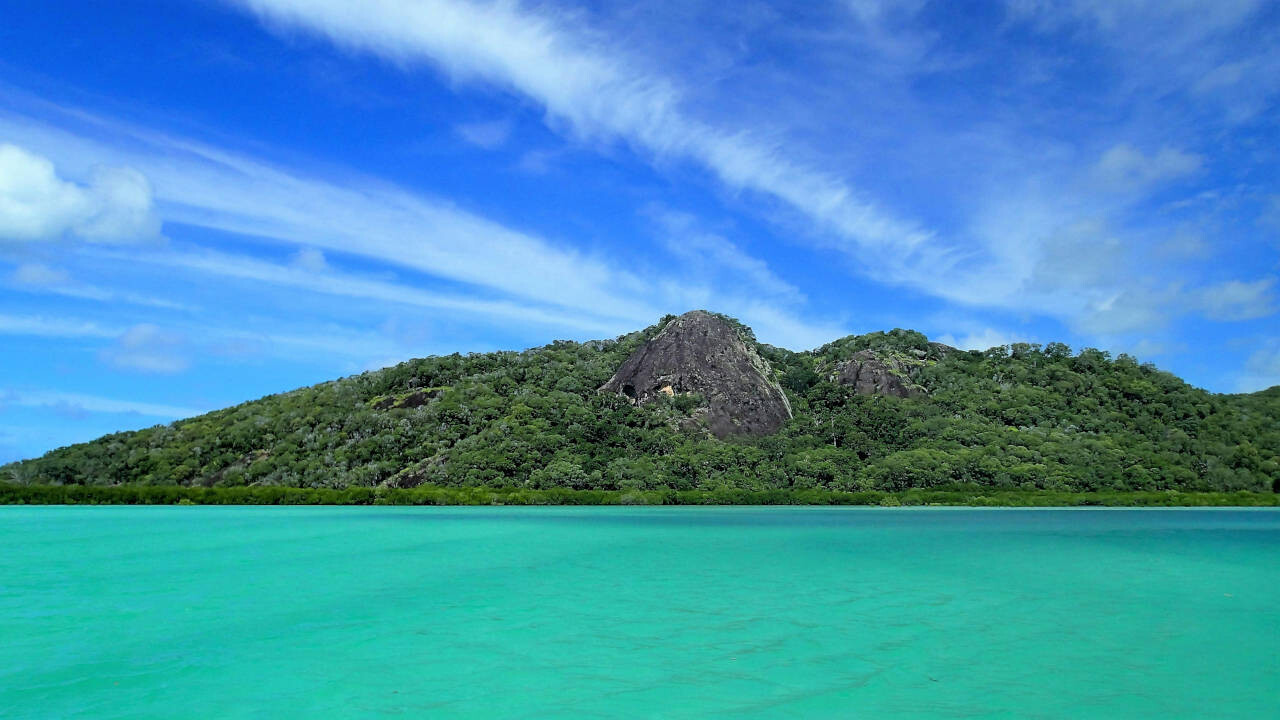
(5, 312, 1278, 493)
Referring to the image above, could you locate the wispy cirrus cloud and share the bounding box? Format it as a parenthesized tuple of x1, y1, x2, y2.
(1090, 144, 1203, 195)
(1235, 338, 1280, 392)
(288, 247, 329, 273)
(0, 97, 846, 349)
(3, 1, 1273, 398)
(1260, 196, 1280, 239)
(935, 328, 1025, 352)
(648, 208, 803, 305)
(99, 323, 190, 374)
(454, 119, 512, 150)
(224, 0, 937, 270)
(1007, 0, 1280, 124)
(0, 308, 417, 369)
(9, 262, 68, 286)
(0, 312, 118, 339)
(0, 107, 660, 328)
(0, 389, 203, 419)
(218, 0, 1278, 355)
(1195, 278, 1276, 321)
(6, 261, 195, 311)
(110, 244, 627, 336)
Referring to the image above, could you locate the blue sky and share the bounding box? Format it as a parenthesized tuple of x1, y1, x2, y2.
(1, 0, 1278, 462)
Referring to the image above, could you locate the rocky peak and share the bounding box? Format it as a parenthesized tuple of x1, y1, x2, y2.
(833, 350, 923, 398)
(599, 310, 792, 438)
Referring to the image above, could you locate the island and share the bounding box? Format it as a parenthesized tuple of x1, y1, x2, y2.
(3, 310, 1277, 506)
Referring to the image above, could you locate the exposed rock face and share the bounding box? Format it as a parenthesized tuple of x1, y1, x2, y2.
(833, 350, 924, 398)
(928, 341, 956, 357)
(372, 388, 443, 410)
(600, 310, 792, 438)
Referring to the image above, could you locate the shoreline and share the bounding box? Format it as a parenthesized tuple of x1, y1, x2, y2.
(2, 484, 1277, 507)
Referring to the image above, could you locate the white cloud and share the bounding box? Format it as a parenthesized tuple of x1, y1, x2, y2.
(0, 305, 412, 371)
(1260, 195, 1280, 236)
(116, 245, 625, 335)
(10, 262, 71, 287)
(842, 0, 934, 66)
(1007, 0, 1265, 35)
(935, 328, 1021, 351)
(515, 148, 557, 174)
(1195, 278, 1276, 321)
(1127, 338, 1170, 358)
(1073, 288, 1173, 336)
(1, 2, 1261, 367)
(1007, 0, 1278, 123)
(0, 312, 118, 339)
(75, 165, 162, 241)
(1236, 339, 1280, 392)
(951, 202, 1168, 335)
(225, 0, 936, 268)
(0, 108, 661, 328)
(650, 209, 802, 304)
(0, 101, 850, 349)
(129, 247, 847, 351)
(5, 261, 193, 311)
(1155, 230, 1209, 259)
(946, 175, 1272, 339)
(214, 0, 1271, 354)
(99, 323, 190, 374)
(1091, 144, 1202, 194)
(289, 246, 329, 272)
(2, 389, 203, 419)
(726, 303, 848, 351)
(0, 144, 162, 243)
(0, 144, 87, 240)
(208, 324, 408, 364)
(454, 119, 512, 149)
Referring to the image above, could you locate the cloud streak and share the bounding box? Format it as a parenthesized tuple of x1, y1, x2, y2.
(0, 98, 845, 349)
(0, 312, 119, 339)
(1236, 339, 1280, 392)
(227, 0, 936, 265)
(454, 119, 512, 150)
(6, 262, 195, 311)
(1091, 144, 1203, 195)
(0, 308, 416, 369)
(220, 0, 1279, 353)
(0, 108, 660, 328)
(1, 389, 203, 419)
(99, 324, 190, 374)
(1195, 278, 1276, 321)
(110, 245, 628, 336)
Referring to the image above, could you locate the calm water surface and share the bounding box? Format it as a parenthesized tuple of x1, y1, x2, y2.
(1, 507, 1276, 718)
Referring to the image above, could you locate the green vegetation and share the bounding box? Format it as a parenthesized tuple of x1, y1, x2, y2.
(2, 483, 1275, 507)
(3, 314, 1278, 503)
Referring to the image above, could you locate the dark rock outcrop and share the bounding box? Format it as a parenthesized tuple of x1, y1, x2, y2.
(928, 341, 956, 357)
(833, 350, 924, 398)
(372, 388, 444, 410)
(600, 310, 792, 438)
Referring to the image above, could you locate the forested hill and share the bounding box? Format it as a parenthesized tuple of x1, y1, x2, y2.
(5, 311, 1278, 494)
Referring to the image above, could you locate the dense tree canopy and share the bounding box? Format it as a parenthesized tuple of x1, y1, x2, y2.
(5, 316, 1278, 494)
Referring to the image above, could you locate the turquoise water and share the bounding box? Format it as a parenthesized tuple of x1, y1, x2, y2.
(1, 508, 1276, 718)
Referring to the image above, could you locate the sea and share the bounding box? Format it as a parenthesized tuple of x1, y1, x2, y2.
(1, 506, 1276, 718)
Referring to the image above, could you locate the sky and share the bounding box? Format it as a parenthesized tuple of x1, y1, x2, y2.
(1, 0, 1278, 463)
